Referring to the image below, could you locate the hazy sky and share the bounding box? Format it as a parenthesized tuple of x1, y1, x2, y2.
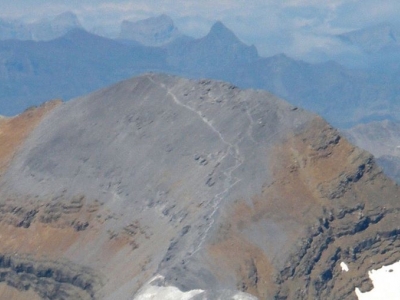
(1, 0, 400, 59)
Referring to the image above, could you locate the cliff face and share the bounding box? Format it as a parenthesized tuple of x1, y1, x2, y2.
(165, 117, 400, 300)
(0, 74, 399, 299)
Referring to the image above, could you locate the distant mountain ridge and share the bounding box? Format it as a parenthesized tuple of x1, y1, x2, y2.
(165, 21, 259, 73)
(0, 28, 167, 116)
(1, 14, 400, 129)
(119, 14, 186, 46)
(0, 12, 82, 41)
(338, 22, 400, 53)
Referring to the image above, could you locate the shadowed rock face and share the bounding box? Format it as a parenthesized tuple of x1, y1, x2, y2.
(0, 74, 399, 299)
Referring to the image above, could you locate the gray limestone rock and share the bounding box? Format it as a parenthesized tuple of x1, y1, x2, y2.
(0, 74, 400, 299)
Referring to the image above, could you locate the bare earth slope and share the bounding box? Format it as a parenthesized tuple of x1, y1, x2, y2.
(0, 74, 399, 299)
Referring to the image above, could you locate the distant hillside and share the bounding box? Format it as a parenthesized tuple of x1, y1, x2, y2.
(214, 54, 400, 128)
(1, 17, 400, 128)
(0, 12, 82, 41)
(336, 23, 400, 73)
(119, 14, 186, 46)
(0, 29, 167, 115)
(338, 23, 400, 54)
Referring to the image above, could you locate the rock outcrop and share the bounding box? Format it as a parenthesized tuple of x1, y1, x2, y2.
(0, 74, 399, 299)
(345, 120, 400, 183)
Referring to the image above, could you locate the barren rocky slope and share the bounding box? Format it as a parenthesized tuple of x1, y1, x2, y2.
(345, 120, 400, 183)
(0, 74, 399, 299)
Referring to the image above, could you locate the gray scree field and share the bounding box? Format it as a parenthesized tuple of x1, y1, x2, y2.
(0, 74, 399, 299)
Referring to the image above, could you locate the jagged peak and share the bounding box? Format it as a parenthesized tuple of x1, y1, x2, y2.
(207, 21, 237, 39)
(202, 21, 252, 49)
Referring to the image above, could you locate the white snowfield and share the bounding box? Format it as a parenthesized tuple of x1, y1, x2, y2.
(133, 275, 203, 300)
(340, 262, 349, 272)
(356, 260, 400, 300)
(133, 275, 258, 300)
(133, 285, 204, 300)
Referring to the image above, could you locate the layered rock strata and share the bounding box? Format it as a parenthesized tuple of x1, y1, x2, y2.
(0, 74, 399, 299)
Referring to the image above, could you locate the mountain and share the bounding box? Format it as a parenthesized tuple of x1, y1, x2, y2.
(210, 54, 400, 128)
(337, 23, 400, 73)
(1, 19, 400, 129)
(29, 11, 83, 41)
(119, 14, 185, 46)
(0, 20, 260, 116)
(345, 120, 400, 183)
(165, 21, 259, 73)
(338, 23, 400, 54)
(0, 12, 82, 41)
(0, 29, 167, 116)
(0, 19, 31, 40)
(0, 74, 400, 299)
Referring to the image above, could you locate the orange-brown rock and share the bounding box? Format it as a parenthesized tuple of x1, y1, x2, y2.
(0, 100, 61, 174)
(0, 75, 399, 300)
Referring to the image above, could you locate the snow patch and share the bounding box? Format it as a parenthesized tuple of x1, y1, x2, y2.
(133, 275, 259, 300)
(232, 292, 259, 300)
(355, 260, 400, 300)
(133, 275, 204, 300)
(340, 262, 349, 272)
(133, 285, 204, 300)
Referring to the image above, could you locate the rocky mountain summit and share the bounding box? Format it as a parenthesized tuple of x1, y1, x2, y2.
(0, 74, 399, 299)
(165, 21, 259, 73)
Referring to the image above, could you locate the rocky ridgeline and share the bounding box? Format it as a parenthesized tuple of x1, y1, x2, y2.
(0, 195, 100, 230)
(0, 74, 399, 299)
(0, 254, 101, 300)
(265, 122, 400, 299)
(345, 120, 400, 184)
(275, 204, 400, 299)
